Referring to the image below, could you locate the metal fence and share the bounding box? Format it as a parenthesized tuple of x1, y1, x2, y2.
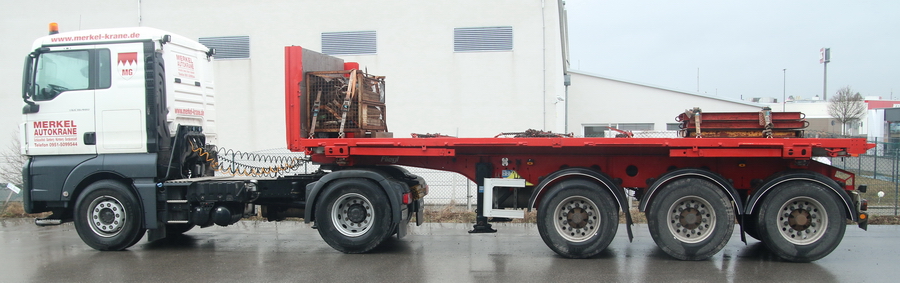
(404, 168, 476, 208)
(828, 138, 900, 216)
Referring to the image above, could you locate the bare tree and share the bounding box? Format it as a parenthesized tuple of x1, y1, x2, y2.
(0, 133, 25, 186)
(827, 86, 866, 135)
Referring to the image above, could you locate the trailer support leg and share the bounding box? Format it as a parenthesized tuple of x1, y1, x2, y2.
(469, 162, 497, 233)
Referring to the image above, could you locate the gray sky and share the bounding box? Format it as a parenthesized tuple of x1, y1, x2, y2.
(565, 0, 899, 102)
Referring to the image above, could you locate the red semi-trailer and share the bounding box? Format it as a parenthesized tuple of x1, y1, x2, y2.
(22, 26, 872, 262)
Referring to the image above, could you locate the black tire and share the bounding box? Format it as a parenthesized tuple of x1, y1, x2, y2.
(647, 178, 735, 260)
(74, 180, 146, 251)
(166, 224, 194, 236)
(537, 179, 619, 259)
(755, 181, 846, 262)
(315, 178, 392, 253)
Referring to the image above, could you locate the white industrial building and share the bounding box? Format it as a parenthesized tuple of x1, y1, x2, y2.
(567, 71, 761, 137)
(0, 0, 771, 154)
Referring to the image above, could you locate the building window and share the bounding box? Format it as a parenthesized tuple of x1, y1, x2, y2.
(583, 123, 655, 137)
(666, 123, 682, 131)
(454, 26, 513, 52)
(199, 36, 250, 59)
(583, 126, 607, 137)
(322, 31, 377, 55)
(616, 123, 654, 131)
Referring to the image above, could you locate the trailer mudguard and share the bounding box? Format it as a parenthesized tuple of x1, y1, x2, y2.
(526, 167, 633, 241)
(639, 169, 744, 214)
(745, 170, 857, 221)
(304, 169, 406, 225)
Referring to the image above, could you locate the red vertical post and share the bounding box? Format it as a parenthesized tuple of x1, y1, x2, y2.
(284, 46, 305, 152)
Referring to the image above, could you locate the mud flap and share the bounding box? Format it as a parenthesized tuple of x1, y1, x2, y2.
(147, 221, 166, 242)
(616, 190, 634, 242)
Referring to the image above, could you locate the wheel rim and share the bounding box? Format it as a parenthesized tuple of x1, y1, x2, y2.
(553, 196, 600, 243)
(776, 196, 827, 245)
(331, 193, 374, 237)
(666, 196, 716, 243)
(87, 195, 126, 238)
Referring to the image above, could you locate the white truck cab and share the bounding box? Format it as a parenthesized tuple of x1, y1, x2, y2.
(22, 26, 217, 156)
(21, 25, 219, 245)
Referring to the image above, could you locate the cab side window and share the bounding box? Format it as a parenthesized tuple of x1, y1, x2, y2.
(34, 50, 90, 101)
(97, 49, 111, 89)
(32, 49, 113, 101)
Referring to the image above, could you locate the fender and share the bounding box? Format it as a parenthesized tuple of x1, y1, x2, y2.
(22, 158, 34, 213)
(304, 169, 405, 225)
(526, 168, 633, 241)
(63, 154, 159, 229)
(745, 170, 856, 221)
(639, 169, 743, 214)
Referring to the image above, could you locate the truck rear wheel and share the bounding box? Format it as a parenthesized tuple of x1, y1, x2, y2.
(754, 181, 845, 262)
(315, 178, 392, 253)
(537, 179, 618, 258)
(647, 178, 734, 260)
(74, 180, 146, 251)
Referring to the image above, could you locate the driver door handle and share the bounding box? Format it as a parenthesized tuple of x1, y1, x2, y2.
(83, 132, 96, 145)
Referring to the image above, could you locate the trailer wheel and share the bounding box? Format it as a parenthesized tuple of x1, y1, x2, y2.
(755, 181, 845, 262)
(74, 180, 146, 251)
(647, 178, 734, 260)
(315, 178, 391, 253)
(537, 179, 618, 258)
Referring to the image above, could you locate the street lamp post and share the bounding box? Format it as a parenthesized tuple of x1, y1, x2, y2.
(824, 62, 828, 101)
(782, 68, 786, 112)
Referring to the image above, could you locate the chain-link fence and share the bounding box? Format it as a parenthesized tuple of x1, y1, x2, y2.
(404, 168, 476, 208)
(828, 138, 900, 216)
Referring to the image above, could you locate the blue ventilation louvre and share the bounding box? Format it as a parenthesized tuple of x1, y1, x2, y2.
(454, 26, 513, 52)
(199, 36, 250, 59)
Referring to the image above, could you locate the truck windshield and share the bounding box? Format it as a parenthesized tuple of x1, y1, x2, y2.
(32, 50, 90, 101)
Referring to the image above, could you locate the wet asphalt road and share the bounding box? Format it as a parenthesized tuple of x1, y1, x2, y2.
(1, 220, 898, 282)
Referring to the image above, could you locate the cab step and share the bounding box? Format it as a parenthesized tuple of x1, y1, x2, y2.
(34, 218, 63, 226)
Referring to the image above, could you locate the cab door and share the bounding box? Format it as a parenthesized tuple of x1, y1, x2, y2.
(23, 46, 103, 156)
(94, 42, 148, 153)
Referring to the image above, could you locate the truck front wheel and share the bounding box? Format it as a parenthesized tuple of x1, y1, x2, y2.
(647, 178, 735, 260)
(537, 179, 619, 258)
(754, 181, 845, 262)
(315, 178, 392, 253)
(74, 180, 146, 251)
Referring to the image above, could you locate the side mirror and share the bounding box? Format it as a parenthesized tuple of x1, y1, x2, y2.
(22, 102, 39, 114)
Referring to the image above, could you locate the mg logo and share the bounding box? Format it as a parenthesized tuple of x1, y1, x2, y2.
(117, 52, 137, 80)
